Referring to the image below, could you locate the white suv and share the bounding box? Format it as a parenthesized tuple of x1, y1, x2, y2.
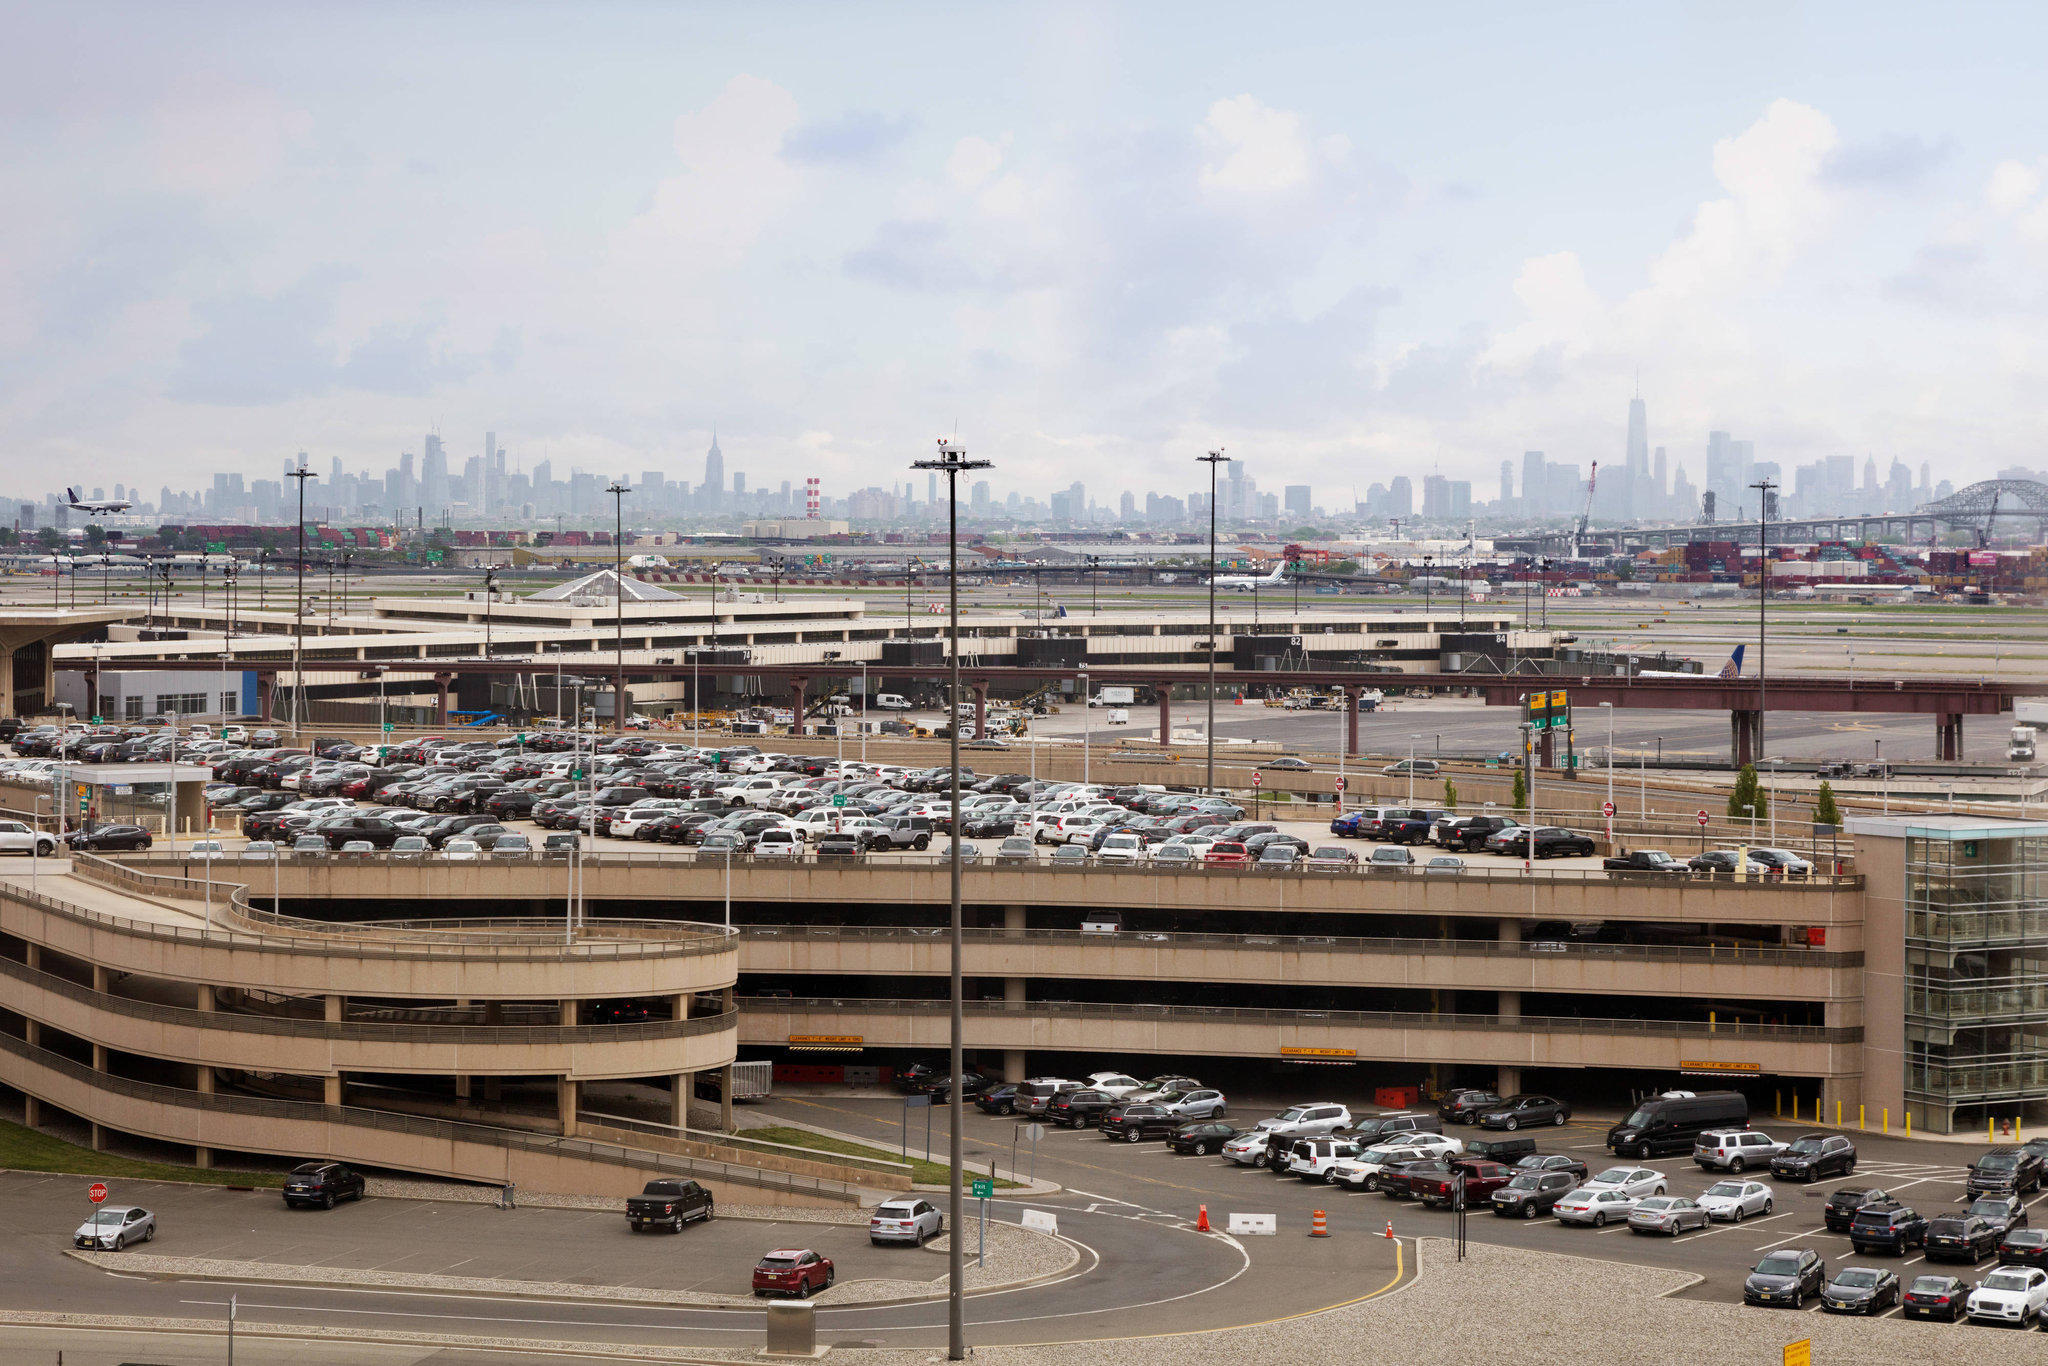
(1692, 1128, 1786, 1173)
(1285, 1137, 1365, 1182)
(1095, 833, 1146, 864)
(1252, 1103, 1354, 1140)
(0, 819, 58, 858)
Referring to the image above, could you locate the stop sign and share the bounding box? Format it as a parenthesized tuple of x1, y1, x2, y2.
(1334, 775, 1346, 792)
(1696, 810, 1710, 827)
(88, 1182, 107, 1204)
(1602, 801, 1615, 816)
(1251, 772, 1262, 788)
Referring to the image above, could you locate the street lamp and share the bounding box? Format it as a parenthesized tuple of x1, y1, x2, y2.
(482, 565, 501, 660)
(285, 463, 317, 742)
(1599, 701, 1614, 845)
(1079, 667, 1091, 787)
(607, 481, 631, 733)
(1407, 733, 1421, 803)
(1767, 757, 1784, 844)
(911, 435, 990, 1366)
(1197, 449, 1230, 794)
(1748, 476, 1777, 765)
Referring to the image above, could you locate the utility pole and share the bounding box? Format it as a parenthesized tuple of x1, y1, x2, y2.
(1198, 449, 1230, 793)
(1748, 477, 1777, 765)
(911, 436, 990, 1366)
(285, 463, 317, 741)
(607, 482, 630, 733)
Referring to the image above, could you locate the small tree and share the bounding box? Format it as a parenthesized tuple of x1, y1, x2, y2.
(1443, 777, 1459, 810)
(1727, 763, 1768, 822)
(1511, 768, 1527, 812)
(1814, 781, 1841, 827)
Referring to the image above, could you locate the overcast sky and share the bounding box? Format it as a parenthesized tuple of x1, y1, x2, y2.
(6, 1, 2047, 506)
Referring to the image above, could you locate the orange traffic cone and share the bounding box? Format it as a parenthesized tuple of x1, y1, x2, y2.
(1310, 1210, 1329, 1237)
(1383, 1220, 1395, 1240)
(1196, 1204, 1210, 1233)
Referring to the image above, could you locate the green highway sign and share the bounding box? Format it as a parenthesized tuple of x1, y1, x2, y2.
(382, 722, 394, 734)
(971, 1179, 994, 1198)
(90, 716, 103, 725)
(831, 795, 847, 808)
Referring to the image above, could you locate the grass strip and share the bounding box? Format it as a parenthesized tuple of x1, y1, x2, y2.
(737, 1125, 1018, 1188)
(0, 1119, 283, 1188)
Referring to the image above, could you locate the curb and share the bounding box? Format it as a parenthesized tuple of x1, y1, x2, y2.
(0, 1311, 745, 1362)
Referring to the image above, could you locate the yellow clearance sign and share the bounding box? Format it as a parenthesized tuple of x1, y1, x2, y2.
(1783, 1339, 1810, 1366)
(1680, 1060, 1762, 1074)
(1280, 1046, 1357, 1059)
(788, 1034, 863, 1046)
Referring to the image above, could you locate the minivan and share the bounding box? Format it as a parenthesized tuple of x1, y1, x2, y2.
(1606, 1090, 1750, 1158)
(874, 694, 913, 710)
(1014, 1079, 1081, 1117)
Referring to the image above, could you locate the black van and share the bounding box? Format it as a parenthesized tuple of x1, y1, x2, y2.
(1465, 1135, 1538, 1162)
(1606, 1091, 1749, 1158)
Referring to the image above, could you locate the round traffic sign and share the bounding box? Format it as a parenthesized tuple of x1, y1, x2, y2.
(1021, 1123, 1046, 1142)
(88, 1182, 108, 1204)
(1602, 801, 1615, 816)
(1696, 809, 1710, 826)
(1334, 775, 1346, 792)
(1251, 772, 1263, 787)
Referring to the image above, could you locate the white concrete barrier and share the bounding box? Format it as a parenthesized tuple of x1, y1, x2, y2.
(1227, 1212, 1276, 1235)
(1021, 1209, 1059, 1235)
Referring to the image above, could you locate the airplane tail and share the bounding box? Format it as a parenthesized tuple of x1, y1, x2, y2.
(65, 488, 79, 503)
(1716, 645, 1746, 679)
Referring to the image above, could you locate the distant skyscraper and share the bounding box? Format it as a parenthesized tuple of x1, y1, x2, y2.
(1387, 475, 1414, 518)
(702, 433, 724, 508)
(420, 433, 449, 510)
(1521, 452, 1546, 515)
(1498, 461, 1514, 507)
(1283, 485, 1311, 519)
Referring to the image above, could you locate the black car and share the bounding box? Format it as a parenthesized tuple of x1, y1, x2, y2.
(1821, 1266, 1899, 1315)
(1969, 1193, 2028, 1239)
(1968, 1145, 2046, 1196)
(282, 1161, 367, 1210)
(1438, 1088, 1503, 1123)
(1515, 1153, 1590, 1181)
(1097, 1103, 1178, 1143)
(65, 823, 153, 852)
(1927, 1215, 1998, 1263)
(893, 1059, 946, 1093)
(1167, 1121, 1240, 1156)
(1771, 1132, 1857, 1181)
(1047, 1089, 1115, 1129)
(1474, 1094, 1571, 1130)
(975, 1084, 1020, 1115)
(1490, 1170, 1577, 1219)
(1902, 1273, 1969, 1322)
(1848, 1202, 1927, 1255)
(814, 832, 864, 862)
(1999, 1227, 2048, 1268)
(1484, 826, 1595, 858)
(1744, 1247, 1827, 1308)
(912, 1072, 990, 1099)
(1822, 1186, 1889, 1233)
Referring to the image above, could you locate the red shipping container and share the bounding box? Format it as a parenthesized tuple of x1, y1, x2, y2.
(1375, 1086, 1421, 1110)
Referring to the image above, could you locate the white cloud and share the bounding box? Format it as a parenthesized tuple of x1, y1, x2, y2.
(1199, 95, 1318, 195)
(1987, 158, 2042, 214)
(945, 136, 1004, 192)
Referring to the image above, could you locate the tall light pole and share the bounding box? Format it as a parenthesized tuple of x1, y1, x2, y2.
(911, 435, 989, 1366)
(1748, 476, 1777, 766)
(1198, 449, 1230, 793)
(1079, 667, 1091, 787)
(482, 565, 500, 659)
(1599, 700, 1614, 844)
(607, 482, 630, 734)
(285, 464, 317, 742)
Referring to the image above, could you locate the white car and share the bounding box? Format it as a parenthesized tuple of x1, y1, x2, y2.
(1966, 1266, 2048, 1326)
(1095, 833, 1146, 864)
(1581, 1166, 1668, 1199)
(1059, 819, 1108, 846)
(1286, 1137, 1365, 1181)
(1552, 1187, 1640, 1226)
(1693, 1129, 1787, 1172)
(607, 805, 687, 840)
(1086, 1072, 1145, 1098)
(1251, 1103, 1354, 1138)
(1330, 1142, 1435, 1192)
(1696, 1179, 1774, 1222)
(442, 837, 481, 861)
(73, 1205, 155, 1250)
(0, 819, 58, 857)
(753, 829, 803, 859)
(868, 1197, 942, 1245)
(1222, 1131, 1272, 1166)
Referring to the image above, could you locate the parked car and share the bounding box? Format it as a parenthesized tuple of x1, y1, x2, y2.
(1483, 826, 1595, 858)
(1696, 1179, 1774, 1222)
(1902, 1273, 1970, 1322)
(1848, 1202, 1928, 1256)
(1474, 1094, 1571, 1130)
(626, 1179, 715, 1233)
(1628, 1195, 1709, 1236)
(2000, 1227, 2048, 1269)
(1284, 1137, 1367, 1182)
(282, 1162, 367, 1210)
(1490, 1170, 1578, 1218)
(1968, 1145, 2047, 1196)
(1771, 1132, 1858, 1181)
(73, 1204, 156, 1249)
(1166, 1121, 1240, 1156)
(0, 819, 58, 857)
(752, 1247, 834, 1297)
(1150, 1089, 1228, 1120)
(1693, 1128, 1787, 1172)
(1602, 849, 1687, 874)
(1047, 1089, 1115, 1129)
(1744, 1248, 1827, 1308)
(1438, 1088, 1503, 1124)
(1965, 1265, 2048, 1326)
(975, 1084, 1020, 1115)
(1013, 1078, 1081, 1117)
(1821, 1266, 1899, 1315)
(869, 1198, 942, 1245)
(65, 823, 154, 852)
(1823, 1185, 1892, 1233)
(1968, 1194, 2028, 1239)
(1581, 1165, 1668, 1199)
(1514, 1152, 1586, 1180)
(1098, 1103, 1179, 1143)
(1926, 1214, 1999, 1263)
(1552, 1187, 1640, 1227)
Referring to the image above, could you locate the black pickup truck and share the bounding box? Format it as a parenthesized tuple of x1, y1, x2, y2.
(1602, 849, 1688, 874)
(626, 1179, 715, 1232)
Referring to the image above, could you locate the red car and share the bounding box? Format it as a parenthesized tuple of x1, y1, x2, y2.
(1203, 841, 1251, 867)
(752, 1247, 835, 1297)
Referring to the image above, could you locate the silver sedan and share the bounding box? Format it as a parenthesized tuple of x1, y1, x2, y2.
(1627, 1195, 1709, 1236)
(1696, 1179, 1775, 1222)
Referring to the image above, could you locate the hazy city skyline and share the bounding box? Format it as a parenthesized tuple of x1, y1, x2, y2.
(7, 3, 2047, 504)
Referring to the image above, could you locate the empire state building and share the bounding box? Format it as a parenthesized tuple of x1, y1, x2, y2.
(702, 433, 724, 509)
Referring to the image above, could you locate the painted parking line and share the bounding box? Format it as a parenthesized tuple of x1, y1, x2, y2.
(1756, 1226, 1831, 1251)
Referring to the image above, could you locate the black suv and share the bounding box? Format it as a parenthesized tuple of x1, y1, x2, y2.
(1926, 1214, 1999, 1263)
(1968, 1194, 2028, 1239)
(1047, 1089, 1116, 1129)
(1490, 1170, 1576, 1218)
(1770, 1132, 1857, 1181)
(1438, 1088, 1503, 1123)
(1098, 1103, 1178, 1143)
(313, 815, 405, 849)
(1966, 1145, 2045, 1196)
(1438, 815, 1519, 851)
(1745, 1248, 1827, 1308)
(1823, 1185, 1889, 1233)
(1848, 1202, 1927, 1255)
(282, 1161, 367, 1210)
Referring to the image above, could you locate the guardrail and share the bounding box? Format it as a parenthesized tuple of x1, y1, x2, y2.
(737, 996, 1861, 1044)
(739, 925, 1859, 969)
(578, 1109, 912, 1179)
(0, 1030, 859, 1202)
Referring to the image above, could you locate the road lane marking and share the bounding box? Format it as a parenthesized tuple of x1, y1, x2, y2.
(1755, 1226, 1830, 1250)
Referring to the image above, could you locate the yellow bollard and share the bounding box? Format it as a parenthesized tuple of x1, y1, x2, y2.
(1883, 1108, 1889, 1134)
(1710, 1010, 1716, 1035)
(1906, 1111, 1912, 1137)
(1836, 1099, 1842, 1128)
(1776, 1090, 1783, 1118)
(1859, 1104, 1865, 1131)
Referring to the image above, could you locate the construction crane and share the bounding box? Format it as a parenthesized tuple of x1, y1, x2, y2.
(1976, 487, 2002, 549)
(1569, 461, 1598, 559)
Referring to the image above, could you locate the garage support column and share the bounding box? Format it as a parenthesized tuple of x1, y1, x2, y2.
(92, 965, 111, 994)
(324, 1074, 343, 1107)
(454, 1076, 471, 1102)
(1157, 685, 1170, 746)
(1936, 712, 1963, 761)
(0, 647, 13, 720)
(434, 672, 453, 728)
(1345, 687, 1360, 757)
(1498, 917, 1522, 1093)
(669, 1073, 689, 1130)
(720, 1063, 735, 1133)
(971, 682, 989, 743)
(559, 1000, 576, 1027)
(22, 1094, 38, 1127)
(1004, 901, 1028, 1079)
(1730, 710, 1761, 768)
(195, 985, 213, 1012)
(23, 943, 39, 972)
(789, 675, 809, 737)
(256, 671, 276, 721)
(324, 994, 343, 1023)
(675, 991, 691, 1020)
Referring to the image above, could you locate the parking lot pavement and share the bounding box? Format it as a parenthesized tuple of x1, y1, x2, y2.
(0, 1171, 931, 1298)
(775, 1093, 2032, 1319)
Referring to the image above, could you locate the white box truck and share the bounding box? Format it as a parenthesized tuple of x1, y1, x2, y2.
(1090, 686, 1135, 708)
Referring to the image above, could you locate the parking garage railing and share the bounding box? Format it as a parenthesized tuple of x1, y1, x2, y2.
(0, 1030, 861, 1202)
(736, 995, 1861, 1044)
(738, 924, 1859, 968)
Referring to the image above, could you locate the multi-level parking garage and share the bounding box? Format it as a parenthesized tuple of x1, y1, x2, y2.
(0, 854, 904, 1204)
(100, 811, 2048, 1134)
